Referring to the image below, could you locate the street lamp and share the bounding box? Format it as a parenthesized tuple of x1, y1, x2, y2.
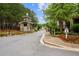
(26, 13, 28, 16)
(64, 27, 69, 39)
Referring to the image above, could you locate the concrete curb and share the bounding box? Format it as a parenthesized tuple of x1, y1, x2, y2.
(40, 33, 79, 52)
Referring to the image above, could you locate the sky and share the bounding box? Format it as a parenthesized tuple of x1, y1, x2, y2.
(23, 3, 48, 24)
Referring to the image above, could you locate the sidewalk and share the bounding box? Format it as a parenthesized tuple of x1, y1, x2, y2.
(42, 32, 79, 51)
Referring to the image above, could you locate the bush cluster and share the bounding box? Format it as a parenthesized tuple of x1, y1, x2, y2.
(71, 24, 79, 33)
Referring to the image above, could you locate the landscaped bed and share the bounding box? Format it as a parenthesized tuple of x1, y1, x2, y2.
(0, 30, 27, 37)
(57, 34, 79, 44)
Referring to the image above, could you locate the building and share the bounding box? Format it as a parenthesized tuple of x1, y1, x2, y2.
(57, 17, 79, 31)
(19, 14, 33, 32)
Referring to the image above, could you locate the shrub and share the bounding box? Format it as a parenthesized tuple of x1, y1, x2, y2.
(55, 32, 64, 35)
(69, 32, 79, 35)
(71, 24, 79, 33)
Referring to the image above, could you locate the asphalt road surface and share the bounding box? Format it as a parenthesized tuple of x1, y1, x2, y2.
(0, 30, 79, 56)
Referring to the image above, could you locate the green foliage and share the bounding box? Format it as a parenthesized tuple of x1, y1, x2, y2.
(55, 32, 64, 35)
(44, 3, 79, 32)
(45, 3, 78, 21)
(34, 24, 43, 31)
(0, 3, 38, 30)
(71, 24, 79, 33)
(0, 3, 27, 30)
(45, 20, 57, 36)
(0, 4, 26, 22)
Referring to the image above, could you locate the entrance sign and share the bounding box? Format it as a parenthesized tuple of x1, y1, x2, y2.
(64, 27, 69, 39)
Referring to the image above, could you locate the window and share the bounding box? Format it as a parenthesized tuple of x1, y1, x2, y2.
(24, 22, 27, 26)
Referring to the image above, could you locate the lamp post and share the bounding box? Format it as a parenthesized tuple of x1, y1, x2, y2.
(26, 13, 28, 16)
(64, 27, 69, 39)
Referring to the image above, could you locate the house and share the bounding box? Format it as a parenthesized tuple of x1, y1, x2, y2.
(56, 17, 79, 31)
(73, 17, 79, 24)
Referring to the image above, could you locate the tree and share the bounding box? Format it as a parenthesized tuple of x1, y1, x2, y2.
(0, 3, 27, 30)
(0, 3, 38, 31)
(44, 3, 79, 33)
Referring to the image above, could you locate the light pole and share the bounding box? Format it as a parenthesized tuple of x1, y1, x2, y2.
(64, 27, 69, 39)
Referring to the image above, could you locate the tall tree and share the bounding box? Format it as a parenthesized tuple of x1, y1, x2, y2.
(0, 3, 38, 30)
(44, 3, 79, 32)
(0, 3, 27, 30)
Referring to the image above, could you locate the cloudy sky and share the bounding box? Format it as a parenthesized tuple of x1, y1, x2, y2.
(23, 3, 48, 24)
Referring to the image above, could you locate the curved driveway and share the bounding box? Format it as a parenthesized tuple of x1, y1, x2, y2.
(0, 30, 79, 56)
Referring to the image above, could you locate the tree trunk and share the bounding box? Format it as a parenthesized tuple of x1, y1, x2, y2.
(70, 19, 73, 32)
(53, 29, 55, 36)
(59, 20, 63, 32)
(3, 19, 5, 31)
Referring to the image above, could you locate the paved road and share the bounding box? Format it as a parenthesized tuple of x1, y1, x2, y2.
(0, 30, 79, 56)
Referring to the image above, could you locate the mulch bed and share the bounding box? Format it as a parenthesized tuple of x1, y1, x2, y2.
(57, 34, 79, 44)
